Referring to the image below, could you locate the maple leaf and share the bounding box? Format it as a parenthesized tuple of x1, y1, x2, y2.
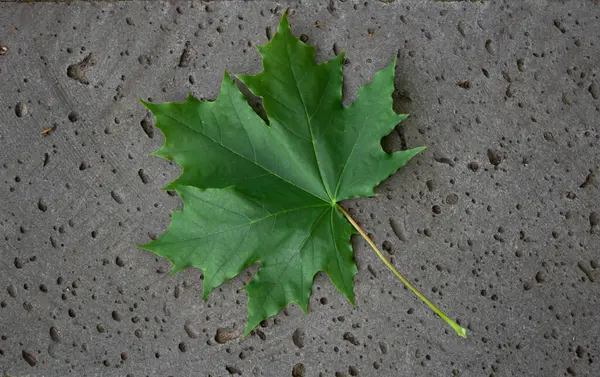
(140, 12, 466, 338)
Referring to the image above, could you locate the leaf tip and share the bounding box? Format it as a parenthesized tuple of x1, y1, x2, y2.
(201, 276, 218, 302)
(397, 113, 409, 122)
(169, 262, 186, 276)
(336, 50, 347, 62)
(139, 97, 154, 111)
(150, 149, 162, 158)
(297, 300, 310, 315)
(243, 313, 261, 339)
(242, 326, 252, 339)
(162, 181, 179, 191)
(277, 8, 291, 34)
(136, 241, 153, 252)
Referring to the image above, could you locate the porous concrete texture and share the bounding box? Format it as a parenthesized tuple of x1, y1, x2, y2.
(1, 1, 599, 376)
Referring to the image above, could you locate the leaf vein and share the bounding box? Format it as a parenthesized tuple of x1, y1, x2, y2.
(283, 37, 333, 201)
(152, 109, 328, 202)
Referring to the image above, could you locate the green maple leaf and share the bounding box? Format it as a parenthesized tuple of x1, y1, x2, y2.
(140, 12, 466, 338)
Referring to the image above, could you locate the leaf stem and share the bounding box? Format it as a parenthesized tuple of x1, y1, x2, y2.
(336, 204, 467, 338)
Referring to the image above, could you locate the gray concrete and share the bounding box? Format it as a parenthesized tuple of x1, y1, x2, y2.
(1, 0, 599, 376)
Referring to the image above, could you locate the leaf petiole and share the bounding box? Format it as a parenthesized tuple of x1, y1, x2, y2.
(336, 204, 468, 338)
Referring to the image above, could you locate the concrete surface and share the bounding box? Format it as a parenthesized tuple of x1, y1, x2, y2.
(1, 1, 599, 376)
